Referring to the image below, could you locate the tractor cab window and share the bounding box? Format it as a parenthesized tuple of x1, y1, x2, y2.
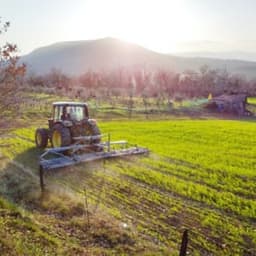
(66, 106, 85, 121)
(53, 105, 87, 122)
(53, 106, 63, 121)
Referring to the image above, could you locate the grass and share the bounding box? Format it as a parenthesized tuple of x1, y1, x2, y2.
(0, 117, 256, 255)
(0, 93, 256, 255)
(97, 120, 256, 255)
(248, 97, 256, 105)
(0, 157, 156, 255)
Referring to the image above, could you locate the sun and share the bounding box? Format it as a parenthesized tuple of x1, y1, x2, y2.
(82, 0, 191, 53)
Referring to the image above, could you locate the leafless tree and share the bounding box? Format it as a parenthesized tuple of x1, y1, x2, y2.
(0, 18, 26, 120)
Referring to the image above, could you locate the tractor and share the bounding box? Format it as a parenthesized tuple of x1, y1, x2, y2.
(36, 102, 148, 173)
(35, 102, 101, 149)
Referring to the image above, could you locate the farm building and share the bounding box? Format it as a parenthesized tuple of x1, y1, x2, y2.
(206, 94, 251, 116)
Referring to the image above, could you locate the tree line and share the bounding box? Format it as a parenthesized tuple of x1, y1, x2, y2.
(26, 65, 256, 102)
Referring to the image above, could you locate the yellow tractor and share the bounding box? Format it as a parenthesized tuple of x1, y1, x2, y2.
(35, 102, 101, 149)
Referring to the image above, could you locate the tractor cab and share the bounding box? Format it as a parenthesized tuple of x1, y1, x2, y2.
(49, 102, 89, 128)
(53, 102, 89, 122)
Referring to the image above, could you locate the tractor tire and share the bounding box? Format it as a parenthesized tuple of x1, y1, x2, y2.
(84, 123, 102, 152)
(35, 128, 48, 148)
(88, 123, 101, 144)
(51, 124, 72, 148)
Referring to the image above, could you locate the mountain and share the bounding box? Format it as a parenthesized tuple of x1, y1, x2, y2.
(22, 37, 256, 79)
(173, 40, 256, 62)
(22, 38, 175, 75)
(175, 51, 256, 62)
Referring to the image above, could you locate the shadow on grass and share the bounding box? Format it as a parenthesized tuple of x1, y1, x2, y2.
(13, 147, 42, 170)
(0, 158, 39, 205)
(0, 146, 94, 210)
(0, 146, 58, 205)
(2, 144, 99, 198)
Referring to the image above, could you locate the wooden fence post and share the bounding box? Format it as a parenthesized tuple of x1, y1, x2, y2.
(179, 229, 188, 256)
(83, 187, 90, 229)
(39, 165, 45, 192)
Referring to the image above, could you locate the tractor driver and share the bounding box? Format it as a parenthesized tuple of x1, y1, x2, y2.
(61, 107, 71, 120)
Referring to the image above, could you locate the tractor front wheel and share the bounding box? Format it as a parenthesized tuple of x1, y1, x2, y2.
(51, 124, 72, 148)
(35, 128, 48, 148)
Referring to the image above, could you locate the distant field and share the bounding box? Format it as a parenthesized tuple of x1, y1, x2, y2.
(248, 97, 256, 104)
(1, 119, 256, 255)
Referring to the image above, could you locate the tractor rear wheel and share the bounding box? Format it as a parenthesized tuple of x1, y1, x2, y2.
(91, 124, 101, 143)
(84, 123, 102, 152)
(35, 128, 48, 148)
(51, 124, 72, 148)
(85, 123, 101, 144)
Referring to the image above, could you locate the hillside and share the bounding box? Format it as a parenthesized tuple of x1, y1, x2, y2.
(22, 37, 256, 78)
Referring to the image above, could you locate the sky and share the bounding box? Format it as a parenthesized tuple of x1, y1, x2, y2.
(1, 0, 256, 55)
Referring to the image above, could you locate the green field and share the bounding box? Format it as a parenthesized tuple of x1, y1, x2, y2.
(248, 97, 256, 104)
(0, 118, 256, 255)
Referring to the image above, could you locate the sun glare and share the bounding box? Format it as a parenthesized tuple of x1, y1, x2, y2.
(82, 0, 194, 53)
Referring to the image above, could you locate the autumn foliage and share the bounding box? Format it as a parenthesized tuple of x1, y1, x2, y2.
(0, 18, 26, 118)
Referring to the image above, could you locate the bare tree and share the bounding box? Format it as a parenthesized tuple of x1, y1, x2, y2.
(0, 18, 26, 120)
(128, 76, 136, 118)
